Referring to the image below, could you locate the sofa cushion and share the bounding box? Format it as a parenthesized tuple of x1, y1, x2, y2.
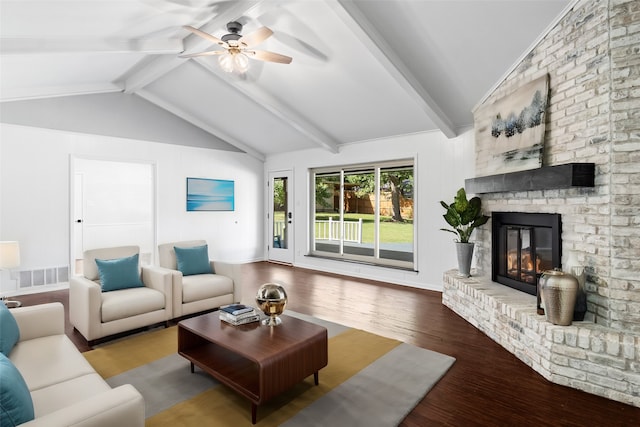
(0, 352, 34, 426)
(30, 373, 110, 418)
(182, 274, 234, 303)
(158, 240, 206, 270)
(96, 253, 144, 292)
(101, 287, 165, 323)
(174, 244, 212, 276)
(0, 303, 19, 356)
(83, 246, 139, 282)
(9, 335, 96, 392)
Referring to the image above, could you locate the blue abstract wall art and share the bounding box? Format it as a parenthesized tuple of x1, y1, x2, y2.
(186, 178, 234, 211)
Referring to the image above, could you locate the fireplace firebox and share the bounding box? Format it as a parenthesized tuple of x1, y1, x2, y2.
(492, 212, 561, 310)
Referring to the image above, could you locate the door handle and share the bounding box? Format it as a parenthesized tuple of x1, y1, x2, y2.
(75, 219, 83, 223)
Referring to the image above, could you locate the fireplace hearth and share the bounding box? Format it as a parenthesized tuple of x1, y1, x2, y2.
(491, 212, 561, 306)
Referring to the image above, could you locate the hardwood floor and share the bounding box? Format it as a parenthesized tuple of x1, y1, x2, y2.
(15, 262, 639, 426)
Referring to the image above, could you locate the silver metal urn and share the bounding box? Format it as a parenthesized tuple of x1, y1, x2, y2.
(538, 269, 579, 326)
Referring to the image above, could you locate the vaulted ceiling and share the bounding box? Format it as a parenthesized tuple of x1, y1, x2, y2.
(0, 0, 572, 160)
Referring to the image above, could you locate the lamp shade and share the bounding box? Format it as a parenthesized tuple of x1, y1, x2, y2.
(0, 241, 20, 269)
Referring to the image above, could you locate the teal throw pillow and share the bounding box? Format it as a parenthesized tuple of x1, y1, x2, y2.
(0, 303, 20, 356)
(0, 352, 35, 427)
(95, 253, 144, 292)
(174, 245, 213, 276)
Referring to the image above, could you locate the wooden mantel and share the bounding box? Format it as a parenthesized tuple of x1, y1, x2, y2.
(465, 163, 595, 194)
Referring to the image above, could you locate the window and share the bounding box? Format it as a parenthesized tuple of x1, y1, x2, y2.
(311, 159, 415, 270)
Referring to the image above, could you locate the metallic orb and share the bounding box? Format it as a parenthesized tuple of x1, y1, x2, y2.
(256, 283, 288, 326)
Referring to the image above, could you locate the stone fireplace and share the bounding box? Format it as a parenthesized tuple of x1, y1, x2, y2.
(443, 0, 639, 409)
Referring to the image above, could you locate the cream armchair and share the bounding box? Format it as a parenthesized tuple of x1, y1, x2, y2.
(157, 240, 242, 319)
(69, 245, 172, 346)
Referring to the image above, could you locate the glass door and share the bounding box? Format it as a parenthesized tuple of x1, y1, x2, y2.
(268, 170, 294, 264)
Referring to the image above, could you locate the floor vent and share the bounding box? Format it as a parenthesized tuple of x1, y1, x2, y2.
(15, 266, 69, 288)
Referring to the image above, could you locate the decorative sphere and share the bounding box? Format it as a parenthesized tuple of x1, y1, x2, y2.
(256, 283, 288, 326)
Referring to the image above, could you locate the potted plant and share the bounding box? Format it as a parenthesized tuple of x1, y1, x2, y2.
(440, 188, 490, 277)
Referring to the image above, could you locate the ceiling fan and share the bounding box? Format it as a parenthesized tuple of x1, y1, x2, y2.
(180, 21, 293, 73)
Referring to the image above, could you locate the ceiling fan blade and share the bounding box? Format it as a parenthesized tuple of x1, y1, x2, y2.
(179, 50, 226, 58)
(183, 25, 228, 48)
(239, 26, 273, 48)
(248, 50, 293, 64)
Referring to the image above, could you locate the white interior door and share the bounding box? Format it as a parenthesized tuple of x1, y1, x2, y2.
(268, 170, 294, 264)
(73, 173, 84, 260)
(71, 158, 155, 275)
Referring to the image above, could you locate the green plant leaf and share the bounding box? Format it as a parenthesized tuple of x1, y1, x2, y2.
(453, 188, 469, 214)
(460, 197, 480, 224)
(439, 187, 490, 243)
(469, 197, 482, 211)
(471, 215, 490, 228)
(443, 209, 462, 228)
(440, 228, 459, 235)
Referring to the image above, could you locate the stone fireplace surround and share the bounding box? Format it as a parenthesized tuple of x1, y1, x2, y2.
(440, 0, 640, 409)
(442, 270, 639, 408)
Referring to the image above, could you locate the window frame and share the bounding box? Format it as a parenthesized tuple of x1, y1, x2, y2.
(309, 158, 416, 271)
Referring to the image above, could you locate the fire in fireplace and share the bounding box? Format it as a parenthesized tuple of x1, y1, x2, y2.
(492, 212, 561, 307)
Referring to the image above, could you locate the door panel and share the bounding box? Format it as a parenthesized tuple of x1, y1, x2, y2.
(268, 170, 293, 264)
(71, 158, 155, 274)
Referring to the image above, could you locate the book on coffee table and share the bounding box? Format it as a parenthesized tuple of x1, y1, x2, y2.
(219, 304, 261, 325)
(219, 310, 260, 325)
(221, 304, 254, 316)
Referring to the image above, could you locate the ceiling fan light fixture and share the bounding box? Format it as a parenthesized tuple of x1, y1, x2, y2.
(234, 53, 249, 73)
(182, 22, 291, 72)
(218, 53, 234, 73)
(218, 51, 249, 73)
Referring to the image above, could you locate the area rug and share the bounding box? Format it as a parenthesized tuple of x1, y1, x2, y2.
(83, 312, 455, 426)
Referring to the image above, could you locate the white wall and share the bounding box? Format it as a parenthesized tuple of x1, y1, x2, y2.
(0, 122, 475, 293)
(265, 129, 476, 291)
(0, 123, 264, 291)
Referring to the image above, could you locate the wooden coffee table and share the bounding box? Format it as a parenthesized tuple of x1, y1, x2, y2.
(177, 311, 328, 424)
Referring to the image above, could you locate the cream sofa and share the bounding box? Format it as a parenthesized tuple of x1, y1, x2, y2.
(157, 240, 242, 319)
(9, 303, 144, 426)
(70, 246, 172, 346)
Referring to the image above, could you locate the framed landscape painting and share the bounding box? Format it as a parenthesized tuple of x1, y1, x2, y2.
(186, 178, 235, 211)
(475, 74, 549, 174)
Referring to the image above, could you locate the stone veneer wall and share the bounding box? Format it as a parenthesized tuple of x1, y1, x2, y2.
(472, 0, 640, 333)
(447, 0, 640, 408)
(442, 271, 639, 407)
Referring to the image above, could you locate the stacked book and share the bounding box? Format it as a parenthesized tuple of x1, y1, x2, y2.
(219, 304, 261, 326)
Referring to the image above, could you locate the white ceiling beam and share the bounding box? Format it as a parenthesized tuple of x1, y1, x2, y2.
(194, 60, 340, 154)
(120, 55, 186, 94)
(136, 88, 265, 162)
(0, 85, 121, 103)
(120, 0, 263, 93)
(331, 0, 457, 139)
(0, 38, 183, 55)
